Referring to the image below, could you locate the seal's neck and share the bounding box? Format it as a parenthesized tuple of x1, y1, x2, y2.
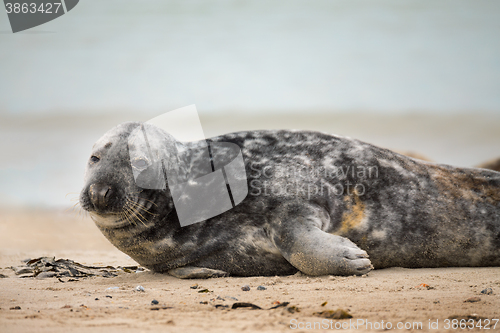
(169, 139, 215, 185)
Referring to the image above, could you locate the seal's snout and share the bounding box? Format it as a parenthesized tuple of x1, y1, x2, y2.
(89, 183, 114, 212)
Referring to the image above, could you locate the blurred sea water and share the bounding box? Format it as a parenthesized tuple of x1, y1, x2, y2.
(0, 112, 499, 208)
(0, 0, 499, 207)
(0, 0, 499, 114)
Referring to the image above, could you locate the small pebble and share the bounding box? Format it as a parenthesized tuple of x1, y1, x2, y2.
(151, 300, 159, 305)
(10, 306, 21, 310)
(95, 298, 99, 301)
(481, 288, 493, 295)
(190, 284, 199, 289)
(135, 285, 145, 292)
(35, 272, 57, 279)
(106, 287, 119, 290)
(197, 289, 210, 293)
(241, 285, 250, 291)
(464, 297, 481, 303)
(257, 286, 266, 291)
(105, 295, 112, 298)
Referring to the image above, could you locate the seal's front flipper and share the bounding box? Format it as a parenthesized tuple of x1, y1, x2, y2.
(168, 266, 229, 279)
(272, 203, 373, 276)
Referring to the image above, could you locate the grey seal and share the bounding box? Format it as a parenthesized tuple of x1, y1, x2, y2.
(79, 122, 500, 278)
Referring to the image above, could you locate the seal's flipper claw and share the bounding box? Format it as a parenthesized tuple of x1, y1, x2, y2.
(356, 263, 374, 274)
(168, 266, 229, 279)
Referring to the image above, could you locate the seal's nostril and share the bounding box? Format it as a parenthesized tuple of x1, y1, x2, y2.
(89, 183, 113, 210)
(99, 186, 112, 198)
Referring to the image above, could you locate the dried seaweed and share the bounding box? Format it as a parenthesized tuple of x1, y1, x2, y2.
(10, 257, 140, 280)
(230, 301, 291, 310)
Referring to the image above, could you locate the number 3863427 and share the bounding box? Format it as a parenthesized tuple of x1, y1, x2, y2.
(5, 2, 62, 14)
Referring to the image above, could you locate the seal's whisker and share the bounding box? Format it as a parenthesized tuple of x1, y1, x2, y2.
(124, 211, 135, 226)
(122, 206, 135, 225)
(126, 212, 135, 226)
(66, 203, 80, 217)
(78, 207, 89, 219)
(126, 204, 149, 227)
(135, 196, 159, 208)
(66, 206, 79, 217)
(124, 205, 146, 227)
(66, 192, 82, 204)
(127, 200, 143, 212)
(65, 201, 80, 212)
(120, 210, 134, 226)
(123, 206, 137, 225)
(122, 207, 135, 226)
(133, 210, 149, 227)
(128, 190, 145, 195)
(133, 205, 158, 217)
(128, 199, 158, 216)
(66, 202, 88, 220)
(127, 198, 147, 211)
(135, 206, 159, 216)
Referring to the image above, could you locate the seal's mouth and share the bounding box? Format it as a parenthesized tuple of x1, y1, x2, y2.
(80, 181, 159, 229)
(81, 192, 158, 228)
(88, 212, 133, 229)
(86, 197, 158, 229)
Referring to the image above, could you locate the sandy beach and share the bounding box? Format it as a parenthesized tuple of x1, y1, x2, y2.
(0, 209, 499, 333)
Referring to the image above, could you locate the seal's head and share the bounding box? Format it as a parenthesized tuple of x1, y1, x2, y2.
(79, 122, 176, 229)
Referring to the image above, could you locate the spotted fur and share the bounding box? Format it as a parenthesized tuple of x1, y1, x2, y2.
(80, 122, 500, 277)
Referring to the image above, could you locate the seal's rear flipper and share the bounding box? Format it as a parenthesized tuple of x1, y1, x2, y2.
(168, 266, 229, 279)
(272, 202, 373, 276)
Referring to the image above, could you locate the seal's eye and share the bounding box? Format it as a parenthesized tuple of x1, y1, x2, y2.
(132, 158, 148, 169)
(90, 156, 100, 163)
